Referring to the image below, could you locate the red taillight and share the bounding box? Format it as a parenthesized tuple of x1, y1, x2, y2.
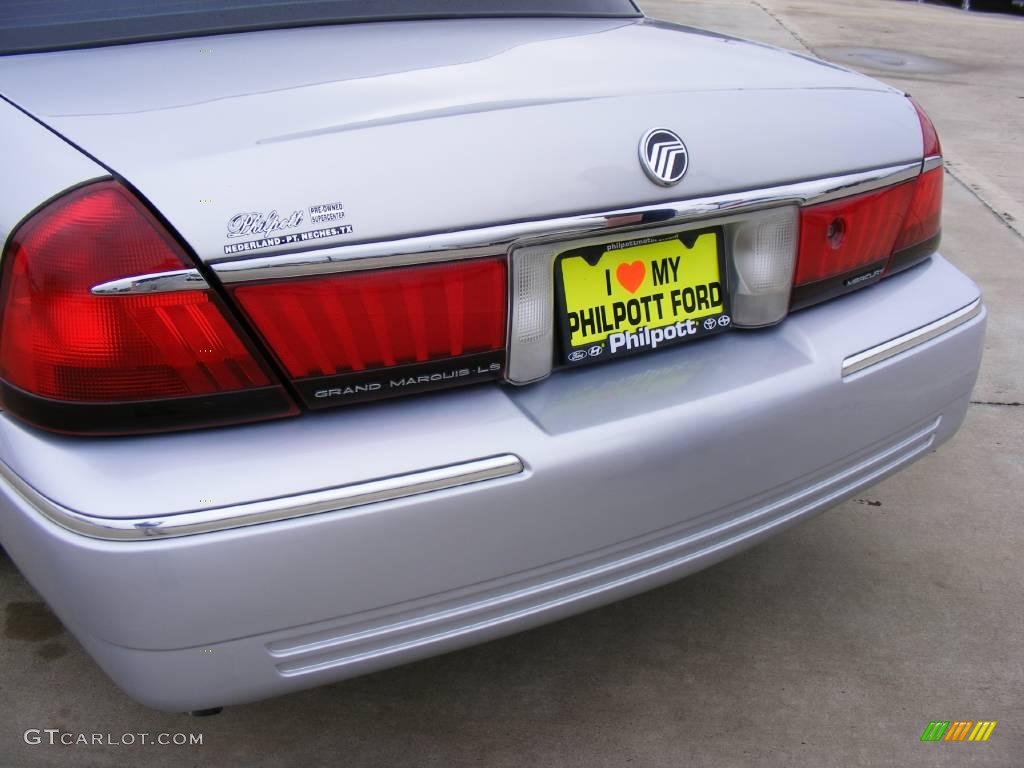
(909, 97, 941, 158)
(794, 182, 915, 287)
(0, 181, 295, 434)
(232, 258, 507, 406)
(892, 166, 943, 254)
(791, 97, 943, 308)
(892, 97, 943, 258)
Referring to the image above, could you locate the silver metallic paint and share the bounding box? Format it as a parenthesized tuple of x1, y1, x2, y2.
(0, 15, 983, 712)
(0, 19, 922, 267)
(0, 100, 107, 247)
(0, 255, 984, 710)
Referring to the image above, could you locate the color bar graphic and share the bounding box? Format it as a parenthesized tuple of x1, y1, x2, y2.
(968, 721, 997, 742)
(921, 720, 997, 742)
(943, 721, 972, 741)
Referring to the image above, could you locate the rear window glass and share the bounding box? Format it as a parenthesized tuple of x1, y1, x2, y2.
(0, 0, 641, 55)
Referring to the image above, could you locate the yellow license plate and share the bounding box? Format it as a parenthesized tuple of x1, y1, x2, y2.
(556, 229, 730, 366)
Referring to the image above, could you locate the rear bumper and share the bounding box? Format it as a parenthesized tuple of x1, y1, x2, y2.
(0, 254, 984, 711)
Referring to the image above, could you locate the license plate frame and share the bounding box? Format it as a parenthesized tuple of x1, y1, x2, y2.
(553, 226, 731, 368)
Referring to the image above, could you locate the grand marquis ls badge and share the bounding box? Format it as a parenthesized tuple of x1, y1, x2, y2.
(639, 128, 689, 186)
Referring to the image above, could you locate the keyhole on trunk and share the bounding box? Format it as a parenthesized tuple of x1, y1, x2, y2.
(827, 217, 846, 250)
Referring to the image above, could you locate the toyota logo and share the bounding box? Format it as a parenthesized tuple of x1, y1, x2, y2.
(639, 128, 689, 186)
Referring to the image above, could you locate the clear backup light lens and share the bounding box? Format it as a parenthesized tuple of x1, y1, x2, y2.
(506, 245, 554, 384)
(728, 206, 798, 327)
(513, 253, 551, 345)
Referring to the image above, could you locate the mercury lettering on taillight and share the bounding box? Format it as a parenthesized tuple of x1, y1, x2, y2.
(790, 96, 944, 310)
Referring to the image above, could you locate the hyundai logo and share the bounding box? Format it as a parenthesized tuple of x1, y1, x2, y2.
(639, 128, 689, 186)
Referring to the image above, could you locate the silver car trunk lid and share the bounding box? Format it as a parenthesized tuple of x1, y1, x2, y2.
(0, 17, 922, 264)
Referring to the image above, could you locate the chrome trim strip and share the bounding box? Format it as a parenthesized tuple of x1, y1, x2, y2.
(91, 269, 207, 296)
(923, 155, 943, 173)
(842, 298, 982, 376)
(211, 162, 920, 283)
(0, 454, 524, 541)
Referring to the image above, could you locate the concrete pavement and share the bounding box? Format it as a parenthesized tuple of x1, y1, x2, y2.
(2, 2, 1022, 766)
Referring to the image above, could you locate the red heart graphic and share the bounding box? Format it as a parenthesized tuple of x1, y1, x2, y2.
(616, 260, 646, 294)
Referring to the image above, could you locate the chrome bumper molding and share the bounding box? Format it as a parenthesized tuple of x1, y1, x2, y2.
(0, 454, 524, 541)
(842, 298, 982, 376)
